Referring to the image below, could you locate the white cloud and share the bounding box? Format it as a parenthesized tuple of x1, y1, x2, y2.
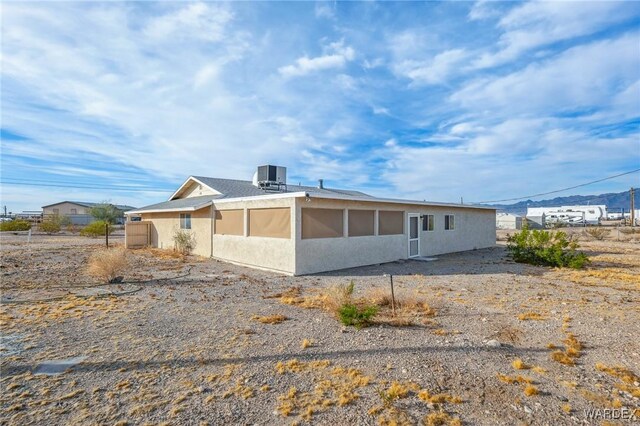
(473, 1, 639, 68)
(452, 32, 640, 118)
(278, 40, 355, 78)
(314, 2, 336, 20)
(468, 0, 502, 21)
(144, 2, 233, 42)
(396, 49, 469, 85)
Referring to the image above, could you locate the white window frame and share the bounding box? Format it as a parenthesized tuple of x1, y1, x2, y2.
(444, 214, 455, 231)
(180, 213, 192, 230)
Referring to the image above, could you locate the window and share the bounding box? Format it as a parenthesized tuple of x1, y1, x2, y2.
(444, 214, 455, 230)
(378, 211, 404, 235)
(53, 208, 59, 214)
(348, 210, 375, 237)
(422, 214, 434, 231)
(70, 209, 77, 215)
(180, 213, 191, 229)
(248, 208, 291, 239)
(215, 210, 243, 235)
(302, 208, 343, 239)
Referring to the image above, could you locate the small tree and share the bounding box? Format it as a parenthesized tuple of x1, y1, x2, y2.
(89, 202, 122, 247)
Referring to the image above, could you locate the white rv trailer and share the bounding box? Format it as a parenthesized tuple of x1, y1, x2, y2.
(527, 205, 606, 226)
(544, 211, 585, 227)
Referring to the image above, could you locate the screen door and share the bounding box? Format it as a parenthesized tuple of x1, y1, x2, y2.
(408, 213, 420, 258)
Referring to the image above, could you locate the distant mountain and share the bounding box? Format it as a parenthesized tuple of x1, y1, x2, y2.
(487, 189, 638, 215)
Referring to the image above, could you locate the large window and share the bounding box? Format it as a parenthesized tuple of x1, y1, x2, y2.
(180, 213, 191, 229)
(248, 208, 291, 239)
(215, 209, 244, 235)
(378, 211, 404, 235)
(348, 210, 375, 237)
(444, 214, 455, 230)
(302, 208, 343, 239)
(423, 214, 434, 231)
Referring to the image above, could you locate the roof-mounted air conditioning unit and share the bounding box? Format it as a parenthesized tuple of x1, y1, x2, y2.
(255, 165, 287, 191)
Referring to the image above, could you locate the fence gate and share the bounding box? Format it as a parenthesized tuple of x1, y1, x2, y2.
(125, 221, 150, 248)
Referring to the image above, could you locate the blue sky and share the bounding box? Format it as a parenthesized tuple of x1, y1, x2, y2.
(1, 1, 639, 212)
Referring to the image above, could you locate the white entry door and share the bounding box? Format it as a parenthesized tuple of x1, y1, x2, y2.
(408, 213, 420, 258)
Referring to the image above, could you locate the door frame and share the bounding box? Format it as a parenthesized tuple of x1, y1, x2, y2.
(407, 213, 420, 258)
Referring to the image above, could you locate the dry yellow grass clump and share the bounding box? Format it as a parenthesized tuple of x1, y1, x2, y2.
(276, 281, 439, 328)
(274, 359, 372, 421)
(523, 385, 539, 396)
(87, 247, 128, 283)
(252, 314, 288, 324)
(595, 363, 640, 398)
(418, 390, 463, 405)
(511, 358, 530, 370)
(550, 332, 583, 366)
(517, 312, 546, 321)
(300, 339, 313, 349)
(424, 411, 462, 426)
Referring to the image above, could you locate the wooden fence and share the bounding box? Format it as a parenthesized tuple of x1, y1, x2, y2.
(125, 221, 150, 248)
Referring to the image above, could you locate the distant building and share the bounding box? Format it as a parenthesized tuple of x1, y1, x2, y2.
(496, 213, 523, 230)
(42, 201, 136, 225)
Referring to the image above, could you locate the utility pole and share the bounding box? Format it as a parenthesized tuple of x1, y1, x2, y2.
(631, 187, 636, 227)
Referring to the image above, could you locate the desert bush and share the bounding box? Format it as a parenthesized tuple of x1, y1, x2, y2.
(323, 280, 355, 314)
(338, 303, 378, 329)
(66, 224, 78, 234)
(87, 247, 128, 283)
(172, 228, 196, 255)
(584, 227, 608, 241)
(40, 218, 61, 234)
(507, 226, 589, 269)
(0, 220, 31, 232)
(80, 221, 113, 237)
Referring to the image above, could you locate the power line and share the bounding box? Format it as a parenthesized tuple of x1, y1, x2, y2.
(475, 168, 640, 204)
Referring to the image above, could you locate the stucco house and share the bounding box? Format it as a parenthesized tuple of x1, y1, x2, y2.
(125, 166, 496, 275)
(42, 201, 136, 225)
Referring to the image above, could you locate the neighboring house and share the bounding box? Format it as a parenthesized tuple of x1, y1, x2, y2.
(496, 213, 523, 230)
(42, 201, 136, 225)
(126, 165, 496, 275)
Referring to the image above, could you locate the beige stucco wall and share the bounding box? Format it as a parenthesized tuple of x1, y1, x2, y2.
(294, 198, 495, 275)
(180, 181, 218, 199)
(211, 197, 296, 274)
(140, 206, 212, 257)
(137, 193, 494, 275)
(43, 202, 89, 216)
(418, 207, 496, 256)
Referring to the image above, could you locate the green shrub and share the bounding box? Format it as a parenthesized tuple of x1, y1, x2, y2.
(0, 220, 31, 232)
(338, 303, 378, 329)
(507, 226, 589, 269)
(40, 219, 61, 234)
(172, 228, 196, 255)
(80, 221, 114, 237)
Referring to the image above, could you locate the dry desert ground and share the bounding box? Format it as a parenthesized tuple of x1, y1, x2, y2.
(0, 229, 639, 425)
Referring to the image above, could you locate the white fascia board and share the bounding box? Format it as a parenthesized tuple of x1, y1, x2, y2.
(305, 193, 497, 210)
(169, 176, 219, 201)
(125, 201, 213, 215)
(212, 191, 307, 204)
(212, 191, 495, 210)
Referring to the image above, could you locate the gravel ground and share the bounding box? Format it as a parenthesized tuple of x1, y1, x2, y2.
(0, 230, 638, 425)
